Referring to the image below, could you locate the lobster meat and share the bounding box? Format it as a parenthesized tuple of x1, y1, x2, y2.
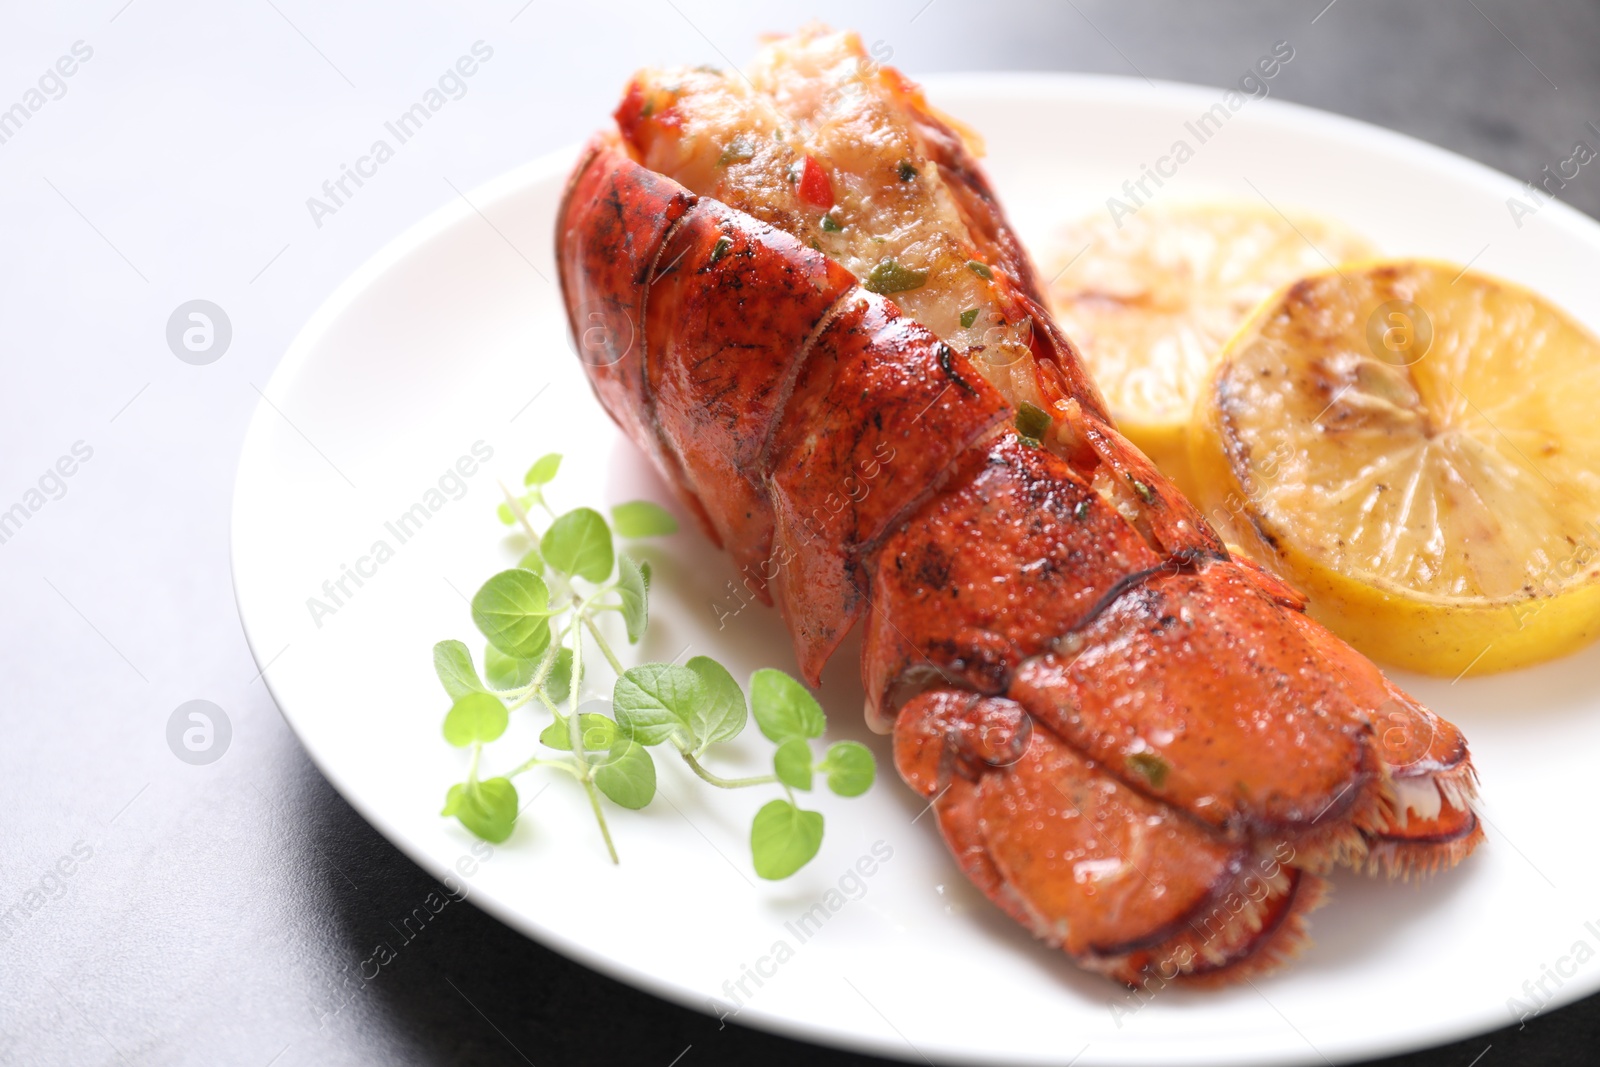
(556, 27, 1481, 986)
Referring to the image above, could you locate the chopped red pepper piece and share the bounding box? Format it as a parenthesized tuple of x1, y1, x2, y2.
(613, 79, 650, 146)
(797, 155, 833, 210)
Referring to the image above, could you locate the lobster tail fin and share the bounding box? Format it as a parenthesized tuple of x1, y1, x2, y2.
(893, 688, 1327, 986)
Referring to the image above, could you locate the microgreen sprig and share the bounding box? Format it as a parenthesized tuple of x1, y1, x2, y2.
(432, 453, 876, 879)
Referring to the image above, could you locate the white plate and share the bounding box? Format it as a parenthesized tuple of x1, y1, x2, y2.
(233, 74, 1600, 1066)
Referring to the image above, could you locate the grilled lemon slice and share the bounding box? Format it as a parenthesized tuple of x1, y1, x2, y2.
(1047, 203, 1376, 493)
(1190, 258, 1600, 676)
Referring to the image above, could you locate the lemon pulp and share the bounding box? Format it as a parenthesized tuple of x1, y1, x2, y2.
(1190, 258, 1600, 676)
(1047, 203, 1376, 492)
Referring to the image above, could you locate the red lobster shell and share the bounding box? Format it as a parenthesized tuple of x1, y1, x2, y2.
(556, 31, 1480, 986)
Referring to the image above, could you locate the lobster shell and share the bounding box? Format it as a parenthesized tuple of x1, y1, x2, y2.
(556, 83, 1480, 986)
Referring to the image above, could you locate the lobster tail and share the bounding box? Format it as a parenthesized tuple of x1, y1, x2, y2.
(556, 27, 1481, 987)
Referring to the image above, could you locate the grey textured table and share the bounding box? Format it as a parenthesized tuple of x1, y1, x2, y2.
(3, 2, 1598, 1064)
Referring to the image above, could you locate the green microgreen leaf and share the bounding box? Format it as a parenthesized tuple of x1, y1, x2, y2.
(1015, 401, 1051, 443)
(433, 639, 486, 701)
(539, 711, 619, 752)
(541, 507, 614, 583)
(442, 691, 509, 748)
(550, 646, 576, 703)
(1127, 751, 1170, 789)
(483, 643, 534, 691)
(544, 647, 574, 705)
(594, 740, 657, 809)
(472, 569, 554, 659)
(773, 737, 814, 791)
(498, 491, 538, 525)
(484, 645, 571, 702)
(863, 258, 929, 295)
(442, 777, 518, 843)
(685, 655, 747, 754)
(959, 307, 980, 329)
(436, 446, 879, 867)
(610, 500, 679, 538)
(717, 134, 755, 166)
(749, 668, 825, 743)
(524, 453, 562, 486)
(616, 556, 650, 644)
(612, 663, 702, 746)
(822, 741, 876, 797)
(820, 212, 843, 233)
(750, 799, 824, 880)
(965, 259, 993, 280)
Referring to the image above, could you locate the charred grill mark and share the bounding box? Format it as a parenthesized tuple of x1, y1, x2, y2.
(602, 185, 627, 228)
(879, 537, 1230, 729)
(937, 342, 978, 395)
(912, 540, 953, 591)
(636, 211, 690, 480)
(922, 636, 1012, 694)
(1249, 512, 1283, 553)
(1063, 555, 1209, 646)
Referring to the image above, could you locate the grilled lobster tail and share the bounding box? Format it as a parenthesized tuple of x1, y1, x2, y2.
(557, 27, 1480, 985)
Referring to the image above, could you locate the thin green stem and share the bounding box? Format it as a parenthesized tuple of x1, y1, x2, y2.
(565, 615, 618, 863)
(534, 687, 565, 718)
(467, 741, 482, 782)
(499, 480, 541, 544)
(583, 779, 619, 863)
(508, 754, 582, 779)
(529, 616, 572, 685)
(583, 614, 625, 675)
(675, 742, 779, 789)
(567, 622, 585, 743)
(500, 617, 574, 710)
